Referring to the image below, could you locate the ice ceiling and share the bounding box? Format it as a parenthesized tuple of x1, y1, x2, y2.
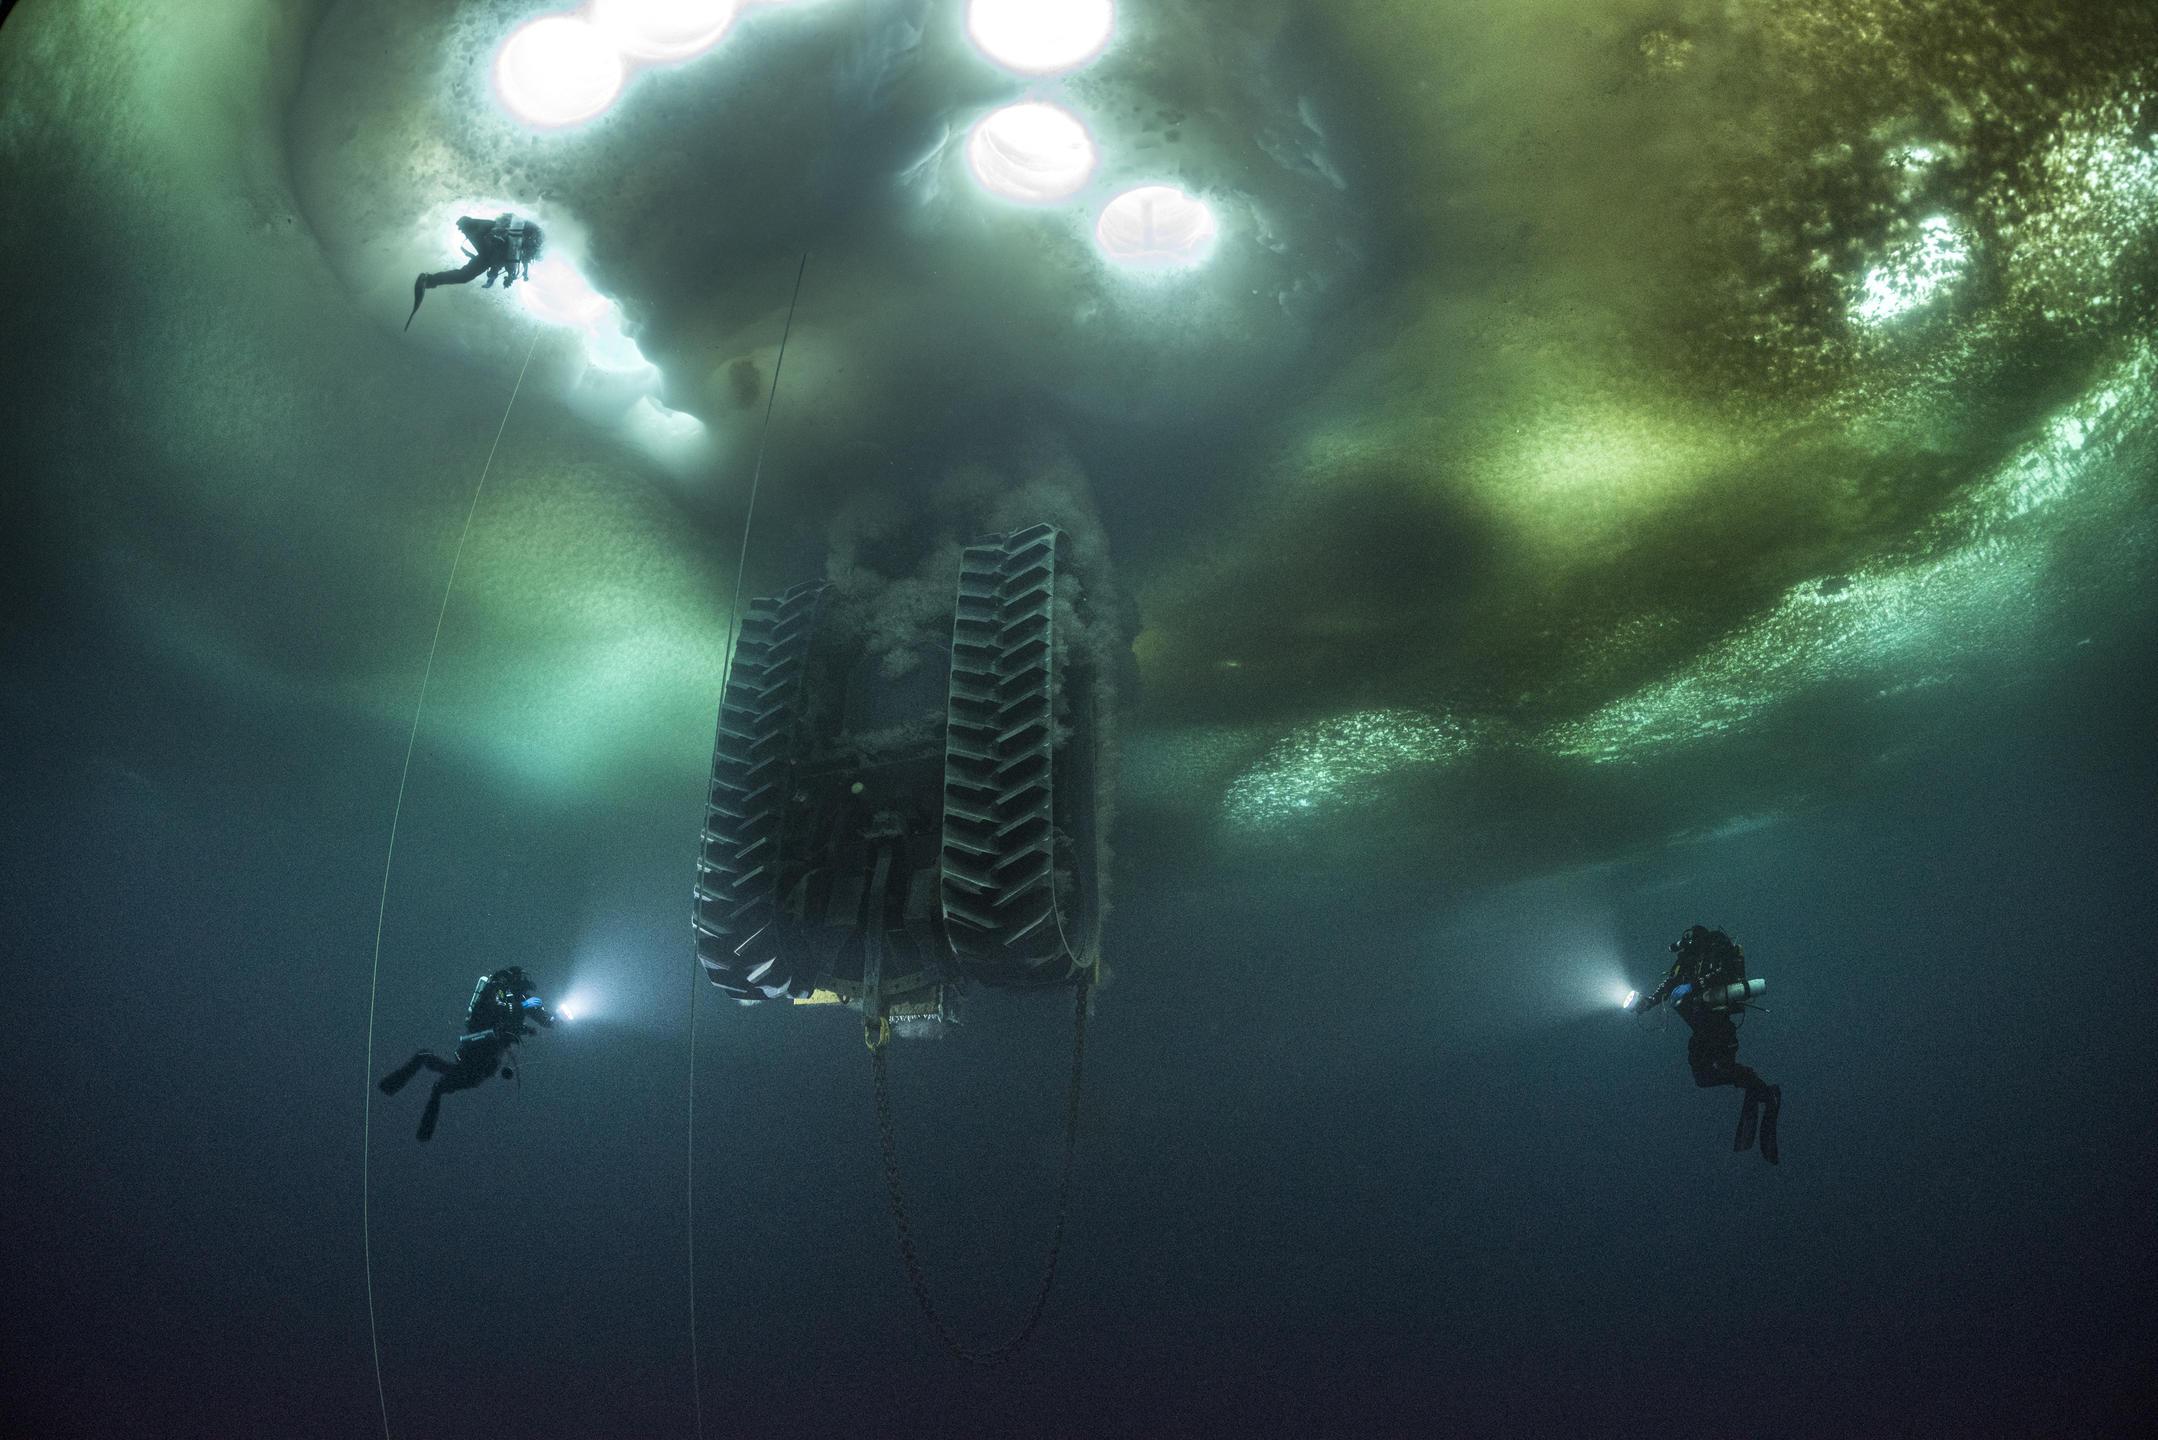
(2, 0, 2153, 885)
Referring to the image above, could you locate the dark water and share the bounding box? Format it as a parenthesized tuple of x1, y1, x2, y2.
(4, 2, 2155, 1436)
(7, 595, 2153, 1437)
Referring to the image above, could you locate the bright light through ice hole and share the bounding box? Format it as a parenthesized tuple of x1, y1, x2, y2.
(1096, 185, 1218, 268)
(590, 0, 739, 63)
(584, 327, 652, 373)
(516, 258, 614, 330)
(631, 395, 704, 441)
(966, 0, 1114, 75)
(495, 16, 627, 127)
(967, 103, 1096, 202)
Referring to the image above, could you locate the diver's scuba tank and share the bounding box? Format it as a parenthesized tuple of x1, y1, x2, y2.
(1695, 977, 1766, 1010)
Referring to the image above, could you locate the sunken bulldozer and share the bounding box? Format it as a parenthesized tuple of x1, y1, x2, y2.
(693, 523, 1106, 1035)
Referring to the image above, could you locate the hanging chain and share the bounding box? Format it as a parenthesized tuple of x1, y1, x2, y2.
(872, 973, 1092, 1365)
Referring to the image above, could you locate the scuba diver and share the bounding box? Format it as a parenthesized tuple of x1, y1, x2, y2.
(406, 212, 545, 331)
(1627, 925, 1782, 1164)
(378, 966, 556, 1141)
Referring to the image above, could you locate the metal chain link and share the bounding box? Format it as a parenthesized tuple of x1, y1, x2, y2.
(871, 975, 1091, 1365)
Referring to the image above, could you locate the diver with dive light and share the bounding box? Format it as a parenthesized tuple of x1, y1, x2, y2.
(378, 966, 557, 1142)
(1626, 925, 1781, 1164)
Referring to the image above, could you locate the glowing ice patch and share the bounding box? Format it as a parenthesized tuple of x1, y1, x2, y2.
(517, 258, 614, 330)
(630, 395, 703, 440)
(495, 15, 627, 127)
(463, 233, 652, 376)
(967, 103, 1097, 202)
(1096, 185, 1218, 268)
(590, 0, 738, 62)
(966, 0, 1114, 75)
(584, 326, 652, 373)
(1538, 343, 2157, 765)
(1225, 709, 1471, 827)
(1852, 215, 1970, 326)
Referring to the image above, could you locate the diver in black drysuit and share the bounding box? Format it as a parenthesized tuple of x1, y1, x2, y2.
(1631, 925, 1782, 1164)
(378, 966, 555, 1141)
(406, 212, 545, 331)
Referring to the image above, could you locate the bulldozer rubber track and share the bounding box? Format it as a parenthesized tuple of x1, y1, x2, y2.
(693, 580, 828, 1000)
(939, 524, 1080, 985)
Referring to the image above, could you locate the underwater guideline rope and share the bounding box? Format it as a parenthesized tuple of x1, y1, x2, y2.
(362, 321, 542, 1440)
(688, 252, 809, 1440)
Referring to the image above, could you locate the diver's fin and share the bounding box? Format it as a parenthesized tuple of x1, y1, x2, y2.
(1758, 1085, 1781, 1165)
(378, 1059, 417, 1096)
(416, 1092, 442, 1142)
(405, 275, 426, 332)
(1734, 1089, 1762, 1152)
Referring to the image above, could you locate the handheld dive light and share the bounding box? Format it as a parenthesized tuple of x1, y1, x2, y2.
(1621, 978, 1766, 1012)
